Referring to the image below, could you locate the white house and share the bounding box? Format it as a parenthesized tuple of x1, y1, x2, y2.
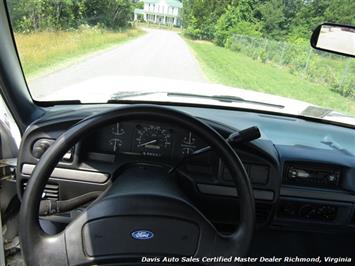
(134, 0, 182, 27)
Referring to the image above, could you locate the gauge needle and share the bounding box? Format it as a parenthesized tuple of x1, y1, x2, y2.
(137, 139, 157, 147)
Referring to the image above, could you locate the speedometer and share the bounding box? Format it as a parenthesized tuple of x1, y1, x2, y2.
(134, 124, 172, 157)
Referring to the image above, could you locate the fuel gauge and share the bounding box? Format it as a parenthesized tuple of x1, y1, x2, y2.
(108, 138, 122, 152)
(107, 122, 128, 153)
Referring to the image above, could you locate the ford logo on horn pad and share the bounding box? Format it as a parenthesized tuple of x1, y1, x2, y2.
(131, 230, 154, 240)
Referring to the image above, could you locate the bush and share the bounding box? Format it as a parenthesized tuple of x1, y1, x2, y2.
(260, 50, 267, 63)
(214, 6, 241, 46)
(183, 16, 201, 39)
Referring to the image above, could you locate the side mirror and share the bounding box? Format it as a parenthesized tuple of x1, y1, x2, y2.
(311, 23, 355, 58)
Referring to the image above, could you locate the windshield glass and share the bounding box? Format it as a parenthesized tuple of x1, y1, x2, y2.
(6, 0, 355, 126)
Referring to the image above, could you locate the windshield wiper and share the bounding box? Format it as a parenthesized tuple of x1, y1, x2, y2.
(108, 91, 284, 109)
(108, 91, 162, 102)
(167, 92, 284, 108)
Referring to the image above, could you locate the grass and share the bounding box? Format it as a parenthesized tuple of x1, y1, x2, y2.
(14, 27, 144, 78)
(187, 39, 355, 115)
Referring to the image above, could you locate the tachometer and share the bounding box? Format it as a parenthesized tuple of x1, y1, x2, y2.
(134, 124, 172, 157)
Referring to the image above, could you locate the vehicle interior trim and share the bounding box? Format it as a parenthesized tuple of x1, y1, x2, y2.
(280, 187, 355, 203)
(197, 183, 274, 201)
(21, 164, 109, 183)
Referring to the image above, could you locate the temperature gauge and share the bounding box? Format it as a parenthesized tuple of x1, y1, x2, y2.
(180, 131, 197, 155)
(112, 122, 125, 136)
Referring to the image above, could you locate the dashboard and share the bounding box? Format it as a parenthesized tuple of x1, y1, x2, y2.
(14, 104, 355, 233)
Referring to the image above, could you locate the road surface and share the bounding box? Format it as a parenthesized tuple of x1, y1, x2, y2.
(29, 28, 207, 99)
(317, 29, 355, 55)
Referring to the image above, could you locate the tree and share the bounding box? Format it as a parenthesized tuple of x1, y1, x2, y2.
(214, 0, 258, 46)
(7, 0, 134, 32)
(83, 0, 133, 29)
(257, 0, 285, 40)
(324, 0, 355, 25)
(182, 0, 233, 40)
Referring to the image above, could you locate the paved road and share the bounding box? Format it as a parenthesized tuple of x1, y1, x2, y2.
(317, 30, 355, 55)
(29, 28, 207, 99)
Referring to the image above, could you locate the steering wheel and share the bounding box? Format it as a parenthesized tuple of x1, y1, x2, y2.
(19, 105, 255, 266)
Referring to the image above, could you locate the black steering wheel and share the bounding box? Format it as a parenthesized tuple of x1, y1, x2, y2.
(19, 105, 255, 266)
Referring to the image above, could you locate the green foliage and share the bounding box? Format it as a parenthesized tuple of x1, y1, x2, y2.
(182, 0, 355, 101)
(183, 16, 202, 39)
(187, 39, 355, 115)
(324, 0, 355, 25)
(182, 0, 355, 43)
(229, 34, 354, 100)
(215, 5, 240, 46)
(7, 0, 134, 32)
(224, 21, 262, 48)
(83, 0, 133, 29)
(182, 0, 232, 40)
(214, 1, 259, 46)
(133, 1, 144, 9)
(15, 28, 143, 77)
(257, 0, 285, 40)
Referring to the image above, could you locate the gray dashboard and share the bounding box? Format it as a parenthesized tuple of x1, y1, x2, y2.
(16, 104, 355, 232)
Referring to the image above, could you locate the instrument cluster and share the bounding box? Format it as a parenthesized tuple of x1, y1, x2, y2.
(87, 120, 207, 159)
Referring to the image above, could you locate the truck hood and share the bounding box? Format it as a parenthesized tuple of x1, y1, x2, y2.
(39, 76, 355, 126)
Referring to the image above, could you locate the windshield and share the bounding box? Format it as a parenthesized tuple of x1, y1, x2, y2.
(6, 0, 355, 126)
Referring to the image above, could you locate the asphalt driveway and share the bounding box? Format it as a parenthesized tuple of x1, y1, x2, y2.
(29, 28, 207, 99)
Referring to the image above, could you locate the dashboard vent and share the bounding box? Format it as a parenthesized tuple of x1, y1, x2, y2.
(255, 203, 272, 224)
(23, 181, 59, 200)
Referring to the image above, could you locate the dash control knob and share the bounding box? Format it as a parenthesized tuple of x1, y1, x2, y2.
(32, 139, 55, 159)
(328, 175, 336, 182)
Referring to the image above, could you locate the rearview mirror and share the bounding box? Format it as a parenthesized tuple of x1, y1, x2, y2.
(311, 23, 355, 58)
